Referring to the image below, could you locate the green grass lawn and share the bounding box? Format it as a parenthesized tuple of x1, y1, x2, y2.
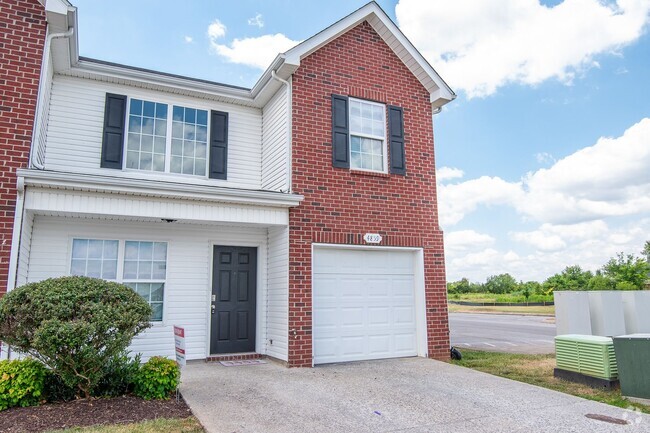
(452, 349, 649, 414)
(47, 417, 204, 433)
(448, 303, 555, 316)
(448, 292, 554, 304)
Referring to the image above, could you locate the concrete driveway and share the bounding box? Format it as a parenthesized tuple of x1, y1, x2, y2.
(180, 358, 649, 433)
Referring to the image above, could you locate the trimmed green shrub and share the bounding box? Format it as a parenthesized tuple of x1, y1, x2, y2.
(0, 276, 152, 398)
(0, 358, 47, 411)
(43, 370, 76, 403)
(134, 357, 180, 400)
(95, 352, 142, 397)
(43, 351, 141, 401)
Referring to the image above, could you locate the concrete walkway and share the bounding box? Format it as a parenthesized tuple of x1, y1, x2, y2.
(180, 357, 649, 433)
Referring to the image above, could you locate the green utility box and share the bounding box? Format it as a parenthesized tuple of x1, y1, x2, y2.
(555, 335, 618, 380)
(613, 334, 650, 404)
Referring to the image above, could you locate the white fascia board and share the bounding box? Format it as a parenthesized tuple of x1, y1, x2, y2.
(365, 5, 456, 104)
(17, 169, 304, 208)
(283, 4, 375, 66)
(279, 2, 456, 108)
(45, 0, 70, 17)
(46, 0, 78, 73)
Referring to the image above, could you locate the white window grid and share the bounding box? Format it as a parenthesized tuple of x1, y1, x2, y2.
(348, 98, 387, 172)
(70, 238, 168, 322)
(123, 97, 211, 178)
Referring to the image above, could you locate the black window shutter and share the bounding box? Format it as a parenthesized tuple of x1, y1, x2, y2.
(100, 93, 127, 169)
(388, 105, 406, 175)
(209, 110, 228, 179)
(331, 94, 350, 168)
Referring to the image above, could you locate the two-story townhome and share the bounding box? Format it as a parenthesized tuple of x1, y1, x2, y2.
(4, 0, 455, 367)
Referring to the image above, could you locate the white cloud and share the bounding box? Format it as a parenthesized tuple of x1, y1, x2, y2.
(248, 13, 264, 28)
(510, 221, 609, 252)
(519, 118, 650, 224)
(437, 166, 464, 182)
(446, 219, 650, 282)
(510, 231, 567, 252)
(395, 0, 650, 97)
(445, 230, 495, 251)
(439, 118, 650, 227)
(207, 20, 226, 40)
(184, 36, 193, 44)
(534, 152, 555, 164)
(438, 176, 523, 226)
(207, 19, 300, 69)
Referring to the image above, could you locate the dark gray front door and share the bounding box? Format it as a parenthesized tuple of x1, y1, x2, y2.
(210, 246, 257, 354)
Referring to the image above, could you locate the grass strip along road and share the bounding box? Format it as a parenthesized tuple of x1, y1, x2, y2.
(452, 350, 649, 415)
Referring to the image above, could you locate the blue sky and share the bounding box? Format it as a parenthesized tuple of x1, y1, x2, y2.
(72, 0, 650, 283)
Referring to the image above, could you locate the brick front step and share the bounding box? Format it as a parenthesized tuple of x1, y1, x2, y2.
(205, 353, 263, 362)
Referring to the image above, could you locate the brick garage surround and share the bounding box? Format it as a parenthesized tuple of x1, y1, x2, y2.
(0, 0, 46, 295)
(288, 21, 449, 367)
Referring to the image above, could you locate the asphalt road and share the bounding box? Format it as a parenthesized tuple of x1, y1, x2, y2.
(449, 313, 556, 354)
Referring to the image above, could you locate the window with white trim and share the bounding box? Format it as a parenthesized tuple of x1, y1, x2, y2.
(71, 239, 118, 279)
(171, 106, 208, 176)
(126, 98, 208, 177)
(349, 98, 386, 172)
(70, 238, 167, 322)
(123, 241, 167, 322)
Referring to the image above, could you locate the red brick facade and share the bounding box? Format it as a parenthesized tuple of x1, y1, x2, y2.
(0, 0, 46, 295)
(288, 22, 449, 367)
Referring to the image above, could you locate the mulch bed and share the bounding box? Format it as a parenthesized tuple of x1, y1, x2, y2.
(0, 395, 194, 433)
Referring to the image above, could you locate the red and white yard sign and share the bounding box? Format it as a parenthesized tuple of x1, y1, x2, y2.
(173, 325, 186, 366)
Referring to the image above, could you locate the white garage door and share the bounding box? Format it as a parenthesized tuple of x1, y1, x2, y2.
(313, 247, 418, 364)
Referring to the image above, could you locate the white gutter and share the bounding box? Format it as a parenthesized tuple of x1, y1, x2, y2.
(30, 26, 74, 170)
(6, 178, 25, 293)
(271, 71, 293, 193)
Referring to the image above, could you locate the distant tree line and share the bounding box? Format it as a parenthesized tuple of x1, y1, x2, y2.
(448, 242, 650, 297)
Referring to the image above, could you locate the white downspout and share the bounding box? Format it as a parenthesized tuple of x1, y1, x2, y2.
(3, 177, 25, 359)
(30, 26, 74, 170)
(271, 70, 292, 193)
(6, 177, 25, 294)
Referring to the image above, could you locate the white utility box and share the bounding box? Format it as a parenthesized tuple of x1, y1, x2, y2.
(555, 291, 592, 335)
(621, 291, 650, 334)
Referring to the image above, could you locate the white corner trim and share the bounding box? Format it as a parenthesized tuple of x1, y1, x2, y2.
(17, 169, 304, 208)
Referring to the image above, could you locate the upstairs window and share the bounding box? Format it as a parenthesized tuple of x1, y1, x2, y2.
(171, 106, 208, 176)
(126, 99, 168, 172)
(349, 98, 386, 172)
(331, 94, 405, 175)
(101, 93, 228, 179)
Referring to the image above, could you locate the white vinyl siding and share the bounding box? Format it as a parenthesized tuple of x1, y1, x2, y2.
(32, 53, 53, 168)
(26, 216, 274, 361)
(45, 75, 263, 190)
(261, 85, 289, 192)
(266, 226, 289, 361)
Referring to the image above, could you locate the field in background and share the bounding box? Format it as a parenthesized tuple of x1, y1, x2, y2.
(448, 303, 555, 316)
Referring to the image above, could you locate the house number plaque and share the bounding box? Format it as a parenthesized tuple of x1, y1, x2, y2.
(363, 233, 383, 244)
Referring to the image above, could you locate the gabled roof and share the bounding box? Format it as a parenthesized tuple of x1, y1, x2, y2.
(46, 1, 455, 109)
(271, 2, 455, 108)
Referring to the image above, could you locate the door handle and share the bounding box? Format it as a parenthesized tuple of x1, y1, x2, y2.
(211, 304, 216, 314)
